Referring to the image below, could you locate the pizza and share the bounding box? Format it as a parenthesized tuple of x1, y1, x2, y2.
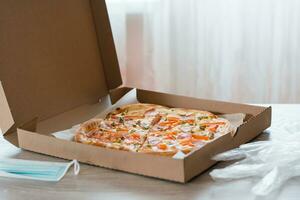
(74, 103, 231, 156)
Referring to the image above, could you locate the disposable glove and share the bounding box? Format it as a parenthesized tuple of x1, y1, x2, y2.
(210, 123, 300, 196)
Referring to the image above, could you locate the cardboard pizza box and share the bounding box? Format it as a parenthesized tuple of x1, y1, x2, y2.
(0, 0, 271, 182)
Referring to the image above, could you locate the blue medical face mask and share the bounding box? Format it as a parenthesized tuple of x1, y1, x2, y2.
(0, 158, 80, 181)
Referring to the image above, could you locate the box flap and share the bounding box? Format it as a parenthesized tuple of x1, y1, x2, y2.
(0, 82, 14, 135)
(0, 0, 122, 133)
(90, 0, 122, 90)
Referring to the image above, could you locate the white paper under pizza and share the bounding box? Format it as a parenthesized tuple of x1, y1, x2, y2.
(52, 89, 245, 159)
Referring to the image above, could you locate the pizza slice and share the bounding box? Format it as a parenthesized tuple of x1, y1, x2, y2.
(138, 130, 179, 156)
(153, 107, 231, 139)
(74, 118, 126, 150)
(193, 116, 232, 140)
(74, 118, 148, 152)
(105, 103, 168, 130)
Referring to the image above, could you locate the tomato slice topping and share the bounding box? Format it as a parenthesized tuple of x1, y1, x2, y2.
(157, 143, 168, 150)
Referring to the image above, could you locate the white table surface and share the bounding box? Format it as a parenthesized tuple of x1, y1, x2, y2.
(0, 104, 299, 200)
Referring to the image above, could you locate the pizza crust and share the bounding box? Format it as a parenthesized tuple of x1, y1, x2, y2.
(106, 103, 168, 118)
(170, 107, 216, 117)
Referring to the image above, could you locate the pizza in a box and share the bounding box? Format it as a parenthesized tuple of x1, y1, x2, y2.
(74, 103, 231, 156)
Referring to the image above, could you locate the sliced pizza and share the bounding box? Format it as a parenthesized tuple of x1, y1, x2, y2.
(74, 103, 232, 156)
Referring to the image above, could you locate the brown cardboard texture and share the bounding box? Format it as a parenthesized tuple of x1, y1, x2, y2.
(0, 82, 14, 135)
(0, 0, 272, 182)
(0, 0, 121, 138)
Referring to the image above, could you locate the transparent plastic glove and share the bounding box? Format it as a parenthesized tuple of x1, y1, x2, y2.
(210, 123, 300, 196)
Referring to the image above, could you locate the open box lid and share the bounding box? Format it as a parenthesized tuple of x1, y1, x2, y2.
(0, 0, 122, 138)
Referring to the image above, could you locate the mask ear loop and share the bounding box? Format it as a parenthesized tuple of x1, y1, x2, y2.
(52, 159, 81, 181)
(71, 160, 80, 175)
